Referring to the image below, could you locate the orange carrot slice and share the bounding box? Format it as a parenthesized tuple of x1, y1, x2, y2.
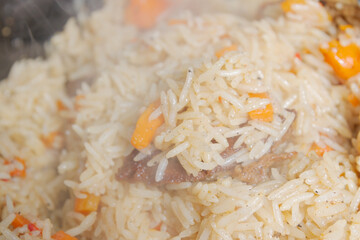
(10, 157, 26, 178)
(320, 40, 360, 82)
(52, 231, 77, 240)
(131, 100, 164, 150)
(125, 0, 167, 29)
(248, 93, 274, 122)
(281, 0, 305, 13)
(309, 143, 332, 157)
(74, 193, 100, 215)
(215, 45, 237, 58)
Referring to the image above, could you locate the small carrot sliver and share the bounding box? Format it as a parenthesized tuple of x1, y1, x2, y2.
(153, 222, 162, 231)
(348, 94, 360, 107)
(248, 93, 274, 122)
(309, 143, 332, 157)
(57, 100, 68, 111)
(281, 0, 305, 13)
(28, 223, 40, 232)
(295, 52, 301, 60)
(12, 214, 31, 228)
(52, 230, 77, 240)
(131, 100, 164, 150)
(168, 19, 187, 25)
(125, 0, 167, 29)
(74, 193, 100, 215)
(339, 24, 353, 31)
(248, 92, 269, 99)
(215, 45, 237, 58)
(10, 157, 26, 178)
(320, 40, 360, 82)
(41, 132, 58, 148)
(220, 33, 230, 39)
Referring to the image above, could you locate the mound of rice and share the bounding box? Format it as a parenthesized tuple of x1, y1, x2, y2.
(1, 0, 360, 239)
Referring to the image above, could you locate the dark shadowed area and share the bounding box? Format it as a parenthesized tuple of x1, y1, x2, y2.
(0, 0, 102, 79)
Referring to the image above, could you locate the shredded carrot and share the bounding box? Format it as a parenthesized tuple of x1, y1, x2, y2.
(218, 96, 222, 103)
(248, 93, 274, 122)
(125, 0, 167, 29)
(309, 143, 332, 157)
(320, 40, 360, 81)
(215, 45, 237, 58)
(131, 100, 164, 150)
(348, 94, 360, 107)
(12, 214, 31, 228)
(295, 52, 302, 60)
(56, 100, 68, 111)
(52, 230, 77, 240)
(74, 193, 100, 215)
(41, 132, 58, 148)
(168, 19, 187, 25)
(281, 0, 305, 13)
(10, 157, 26, 178)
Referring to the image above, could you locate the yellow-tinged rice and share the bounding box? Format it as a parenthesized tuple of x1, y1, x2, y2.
(1, 0, 360, 239)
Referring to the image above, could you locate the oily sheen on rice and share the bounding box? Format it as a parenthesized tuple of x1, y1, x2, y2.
(1, 0, 360, 239)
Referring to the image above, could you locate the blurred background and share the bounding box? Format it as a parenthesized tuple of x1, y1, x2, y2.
(0, 0, 278, 80)
(0, 0, 102, 79)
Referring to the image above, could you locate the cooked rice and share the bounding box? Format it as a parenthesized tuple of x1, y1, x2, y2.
(1, 0, 360, 239)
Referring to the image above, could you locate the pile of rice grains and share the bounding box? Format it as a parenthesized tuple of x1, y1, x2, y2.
(1, 0, 360, 239)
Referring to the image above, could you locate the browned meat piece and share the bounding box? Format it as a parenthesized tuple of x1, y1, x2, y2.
(232, 151, 297, 184)
(117, 110, 296, 186)
(117, 137, 240, 185)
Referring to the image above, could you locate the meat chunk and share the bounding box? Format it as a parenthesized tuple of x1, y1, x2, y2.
(232, 151, 297, 184)
(117, 137, 239, 185)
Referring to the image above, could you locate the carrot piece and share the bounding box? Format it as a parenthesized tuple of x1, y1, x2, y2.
(320, 40, 360, 81)
(74, 193, 100, 215)
(248, 93, 274, 122)
(131, 100, 164, 150)
(10, 157, 26, 178)
(295, 52, 301, 60)
(309, 143, 332, 157)
(153, 222, 162, 231)
(220, 33, 230, 39)
(215, 45, 237, 58)
(28, 223, 41, 232)
(168, 19, 187, 25)
(12, 214, 31, 228)
(57, 100, 68, 111)
(348, 94, 360, 107)
(41, 132, 58, 148)
(125, 0, 167, 29)
(52, 230, 77, 240)
(281, 0, 305, 13)
(339, 24, 353, 31)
